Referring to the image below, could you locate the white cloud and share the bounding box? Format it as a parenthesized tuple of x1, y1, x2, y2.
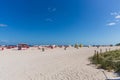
(48, 7, 51, 11)
(0, 40, 9, 44)
(116, 19, 119, 22)
(46, 7, 56, 22)
(107, 22, 116, 26)
(0, 24, 8, 27)
(48, 7, 56, 12)
(110, 12, 120, 19)
(45, 18, 53, 22)
(52, 8, 56, 12)
(115, 15, 120, 19)
(107, 12, 120, 26)
(111, 12, 118, 15)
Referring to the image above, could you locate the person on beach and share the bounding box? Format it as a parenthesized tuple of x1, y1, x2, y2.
(64, 47, 67, 50)
(42, 48, 45, 52)
(18, 46, 22, 50)
(2, 47, 4, 51)
(38, 46, 41, 50)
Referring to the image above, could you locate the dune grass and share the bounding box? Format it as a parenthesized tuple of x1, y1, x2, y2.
(90, 50, 120, 72)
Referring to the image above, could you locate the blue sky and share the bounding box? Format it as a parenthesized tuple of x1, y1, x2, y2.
(0, 0, 120, 45)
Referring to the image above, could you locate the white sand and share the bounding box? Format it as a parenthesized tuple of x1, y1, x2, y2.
(0, 46, 120, 80)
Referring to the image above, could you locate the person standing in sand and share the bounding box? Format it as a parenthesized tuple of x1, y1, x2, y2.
(42, 47, 45, 52)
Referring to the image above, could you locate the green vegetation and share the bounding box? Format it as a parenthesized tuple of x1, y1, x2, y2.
(74, 44, 79, 49)
(90, 50, 120, 72)
(74, 44, 83, 49)
(116, 43, 120, 46)
(79, 44, 83, 48)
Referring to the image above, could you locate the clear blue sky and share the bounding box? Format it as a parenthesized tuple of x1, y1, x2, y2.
(0, 0, 120, 45)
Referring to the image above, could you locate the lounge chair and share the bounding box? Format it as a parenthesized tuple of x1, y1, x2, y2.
(102, 71, 120, 80)
(106, 78, 120, 80)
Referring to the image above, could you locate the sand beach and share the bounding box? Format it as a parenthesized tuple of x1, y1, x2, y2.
(0, 46, 119, 80)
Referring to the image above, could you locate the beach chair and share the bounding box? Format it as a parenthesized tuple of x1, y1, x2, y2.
(106, 78, 120, 80)
(102, 71, 120, 80)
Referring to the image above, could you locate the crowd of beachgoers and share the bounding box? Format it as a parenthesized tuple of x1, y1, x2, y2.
(0, 43, 115, 51)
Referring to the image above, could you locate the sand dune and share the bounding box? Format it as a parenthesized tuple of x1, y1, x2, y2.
(0, 46, 119, 80)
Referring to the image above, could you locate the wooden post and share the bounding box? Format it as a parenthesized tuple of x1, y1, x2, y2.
(102, 71, 108, 79)
(109, 48, 111, 51)
(100, 49, 102, 53)
(97, 51, 99, 54)
(94, 50, 97, 54)
(106, 48, 107, 52)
